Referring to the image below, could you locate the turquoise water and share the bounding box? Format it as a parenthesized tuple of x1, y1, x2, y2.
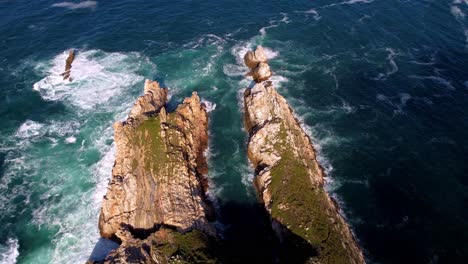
(0, 0, 467, 263)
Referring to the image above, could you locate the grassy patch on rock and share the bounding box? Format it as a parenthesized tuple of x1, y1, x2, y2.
(268, 124, 353, 264)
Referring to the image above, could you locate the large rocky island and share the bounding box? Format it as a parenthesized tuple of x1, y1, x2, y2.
(96, 80, 218, 263)
(91, 48, 365, 263)
(242, 46, 365, 264)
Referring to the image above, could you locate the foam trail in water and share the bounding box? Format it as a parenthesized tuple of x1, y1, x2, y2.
(450, 0, 468, 47)
(305, 9, 321, 20)
(376, 93, 414, 115)
(259, 13, 290, 37)
(295, 9, 321, 21)
(372, 48, 399, 80)
(409, 75, 456, 91)
(51, 1, 97, 10)
(324, 0, 375, 8)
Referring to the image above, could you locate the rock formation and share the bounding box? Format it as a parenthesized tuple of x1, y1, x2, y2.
(244, 46, 272, 83)
(243, 47, 366, 264)
(62, 49, 75, 81)
(96, 79, 216, 263)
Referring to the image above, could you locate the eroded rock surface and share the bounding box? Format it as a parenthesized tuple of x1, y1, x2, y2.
(243, 48, 366, 264)
(96, 80, 216, 263)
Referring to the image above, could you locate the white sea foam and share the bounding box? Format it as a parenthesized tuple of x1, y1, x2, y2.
(0, 238, 19, 264)
(14, 119, 80, 149)
(33, 50, 144, 110)
(376, 93, 413, 115)
(324, 0, 375, 8)
(465, 29, 468, 47)
(259, 13, 290, 37)
(409, 75, 456, 90)
(239, 163, 255, 195)
(203, 46, 225, 76)
(270, 75, 289, 88)
(92, 144, 115, 206)
(201, 99, 217, 113)
(450, 1, 468, 47)
(372, 48, 399, 81)
(263, 47, 279, 60)
(231, 41, 253, 66)
(280, 13, 291, 24)
(339, 98, 357, 114)
(50, 125, 117, 263)
(358, 14, 372, 23)
(294, 115, 336, 176)
(303, 9, 321, 21)
(386, 48, 398, 76)
(223, 64, 246, 77)
(15, 120, 45, 139)
(51, 1, 97, 10)
(183, 34, 226, 50)
(451, 5, 466, 19)
(64, 136, 76, 144)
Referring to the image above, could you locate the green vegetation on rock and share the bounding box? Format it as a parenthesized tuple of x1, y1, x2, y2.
(268, 123, 353, 264)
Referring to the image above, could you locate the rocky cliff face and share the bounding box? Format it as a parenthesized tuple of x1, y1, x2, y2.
(97, 80, 216, 263)
(243, 47, 365, 264)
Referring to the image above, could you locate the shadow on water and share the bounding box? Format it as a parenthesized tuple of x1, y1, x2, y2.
(88, 200, 317, 263)
(89, 238, 119, 262)
(216, 201, 317, 264)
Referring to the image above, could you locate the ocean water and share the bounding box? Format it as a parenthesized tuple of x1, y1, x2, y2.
(0, 0, 467, 263)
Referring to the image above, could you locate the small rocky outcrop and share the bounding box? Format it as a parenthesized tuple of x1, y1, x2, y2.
(96, 79, 216, 263)
(62, 49, 75, 81)
(244, 46, 272, 83)
(243, 47, 366, 264)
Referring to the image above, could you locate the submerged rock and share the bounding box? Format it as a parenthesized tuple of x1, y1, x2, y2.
(243, 49, 366, 263)
(96, 79, 216, 263)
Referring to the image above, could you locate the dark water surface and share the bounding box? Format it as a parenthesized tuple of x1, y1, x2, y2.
(0, 0, 467, 263)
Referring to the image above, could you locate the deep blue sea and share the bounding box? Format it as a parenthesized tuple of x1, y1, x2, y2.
(0, 0, 467, 263)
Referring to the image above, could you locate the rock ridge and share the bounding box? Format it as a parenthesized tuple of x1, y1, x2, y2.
(62, 49, 75, 81)
(243, 47, 366, 264)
